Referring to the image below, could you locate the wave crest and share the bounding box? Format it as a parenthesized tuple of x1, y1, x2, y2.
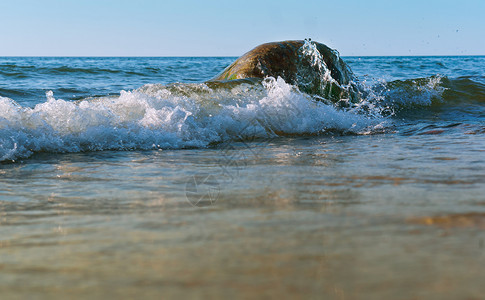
(0, 77, 387, 161)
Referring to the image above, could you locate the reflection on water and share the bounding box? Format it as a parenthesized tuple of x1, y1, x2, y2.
(1, 130, 485, 299)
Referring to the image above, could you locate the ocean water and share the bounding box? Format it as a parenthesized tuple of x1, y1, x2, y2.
(0, 53, 484, 299)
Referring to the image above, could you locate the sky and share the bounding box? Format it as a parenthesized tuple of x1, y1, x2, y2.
(0, 0, 484, 56)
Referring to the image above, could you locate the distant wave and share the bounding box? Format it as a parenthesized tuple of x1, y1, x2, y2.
(380, 75, 485, 107)
(0, 64, 148, 77)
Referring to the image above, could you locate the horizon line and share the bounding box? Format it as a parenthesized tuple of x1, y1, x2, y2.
(1, 54, 484, 58)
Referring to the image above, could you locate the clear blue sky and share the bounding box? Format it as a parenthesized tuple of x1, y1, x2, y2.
(1, 0, 483, 56)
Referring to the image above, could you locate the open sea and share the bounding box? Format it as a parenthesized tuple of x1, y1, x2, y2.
(0, 54, 484, 299)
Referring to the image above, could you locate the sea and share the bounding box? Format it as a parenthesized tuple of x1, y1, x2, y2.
(0, 54, 484, 299)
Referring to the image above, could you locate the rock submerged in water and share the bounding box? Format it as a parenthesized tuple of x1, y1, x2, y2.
(211, 40, 359, 102)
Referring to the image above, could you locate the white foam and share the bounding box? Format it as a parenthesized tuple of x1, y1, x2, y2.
(0, 78, 387, 161)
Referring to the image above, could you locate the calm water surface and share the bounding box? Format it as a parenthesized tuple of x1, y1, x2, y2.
(0, 54, 484, 299)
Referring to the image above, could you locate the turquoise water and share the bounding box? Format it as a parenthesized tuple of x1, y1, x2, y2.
(0, 54, 484, 299)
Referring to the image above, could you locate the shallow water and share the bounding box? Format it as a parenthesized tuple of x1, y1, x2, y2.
(0, 53, 484, 299)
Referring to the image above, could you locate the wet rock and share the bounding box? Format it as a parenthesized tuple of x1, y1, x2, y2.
(211, 40, 359, 102)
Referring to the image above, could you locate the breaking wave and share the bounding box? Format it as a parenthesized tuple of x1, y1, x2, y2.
(0, 77, 390, 161)
(1, 48, 484, 161)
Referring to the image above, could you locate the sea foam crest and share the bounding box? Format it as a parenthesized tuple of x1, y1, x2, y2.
(0, 78, 386, 161)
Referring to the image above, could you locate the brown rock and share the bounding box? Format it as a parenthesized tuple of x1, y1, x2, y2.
(211, 40, 358, 101)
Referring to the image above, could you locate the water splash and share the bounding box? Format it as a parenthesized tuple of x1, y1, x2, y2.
(296, 39, 362, 103)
